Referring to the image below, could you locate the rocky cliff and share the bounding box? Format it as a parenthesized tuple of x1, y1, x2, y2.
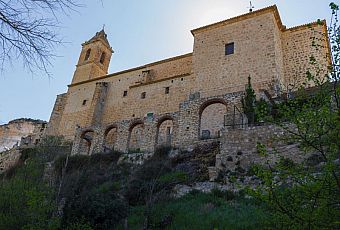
(0, 118, 47, 152)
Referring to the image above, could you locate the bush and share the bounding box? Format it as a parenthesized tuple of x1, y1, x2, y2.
(65, 221, 93, 230)
(0, 152, 60, 229)
(38, 135, 69, 147)
(122, 191, 270, 229)
(211, 188, 237, 201)
(153, 145, 172, 159)
(125, 159, 172, 205)
(62, 188, 128, 230)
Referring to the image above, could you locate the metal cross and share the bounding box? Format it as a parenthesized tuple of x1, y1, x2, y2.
(248, 1, 255, 12)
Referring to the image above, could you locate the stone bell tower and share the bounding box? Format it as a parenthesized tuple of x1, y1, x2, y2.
(71, 29, 113, 84)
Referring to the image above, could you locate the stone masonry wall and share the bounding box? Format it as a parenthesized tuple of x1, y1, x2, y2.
(51, 54, 193, 140)
(192, 11, 280, 98)
(213, 124, 305, 178)
(282, 23, 330, 91)
(45, 93, 68, 136)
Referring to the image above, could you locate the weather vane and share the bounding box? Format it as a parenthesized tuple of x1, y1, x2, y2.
(248, 1, 255, 12)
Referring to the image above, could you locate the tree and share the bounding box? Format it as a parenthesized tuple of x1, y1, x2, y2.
(248, 3, 340, 229)
(0, 0, 81, 76)
(125, 147, 187, 229)
(241, 76, 256, 124)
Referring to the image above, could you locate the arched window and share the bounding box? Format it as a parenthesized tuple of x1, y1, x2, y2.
(84, 48, 91, 61)
(100, 52, 106, 64)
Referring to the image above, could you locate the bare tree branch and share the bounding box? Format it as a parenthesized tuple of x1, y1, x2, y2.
(0, 0, 83, 77)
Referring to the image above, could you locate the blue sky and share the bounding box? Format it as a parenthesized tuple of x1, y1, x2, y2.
(0, 0, 335, 124)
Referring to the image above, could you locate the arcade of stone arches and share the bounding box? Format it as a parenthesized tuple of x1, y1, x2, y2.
(73, 95, 244, 155)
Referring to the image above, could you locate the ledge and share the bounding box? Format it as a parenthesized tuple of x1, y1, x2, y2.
(129, 73, 191, 89)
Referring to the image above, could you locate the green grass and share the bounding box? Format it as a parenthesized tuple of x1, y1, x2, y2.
(120, 191, 271, 230)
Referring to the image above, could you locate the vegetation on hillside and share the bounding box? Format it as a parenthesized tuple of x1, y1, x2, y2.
(119, 190, 270, 230)
(0, 141, 268, 229)
(0, 3, 339, 230)
(245, 3, 340, 229)
(0, 147, 62, 229)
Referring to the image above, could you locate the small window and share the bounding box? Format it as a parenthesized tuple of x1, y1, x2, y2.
(100, 52, 106, 64)
(141, 92, 146, 99)
(165, 87, 170, 94)
(84, 49, 91, 61)
(225, 42, 234, 55)
(123, 90, 128, 97)
(82, 100, 87, 106)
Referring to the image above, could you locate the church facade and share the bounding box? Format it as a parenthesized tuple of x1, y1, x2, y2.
(45, 5, 330, 155)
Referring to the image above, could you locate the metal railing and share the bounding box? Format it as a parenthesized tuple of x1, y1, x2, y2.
(224, 105, 246, 129)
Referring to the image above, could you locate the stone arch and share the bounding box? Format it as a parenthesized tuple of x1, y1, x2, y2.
(103, 124, 118, 153)
(79, 129, 95, 154)
(127, 120, 144, 151)
(100, 52, 106, 64)
(199, 98, 228, 139)
(84, 48, 91, 61)
(155, 116, 174, 147)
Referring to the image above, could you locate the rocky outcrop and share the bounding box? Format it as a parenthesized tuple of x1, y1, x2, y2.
(0, 118, 47, 152)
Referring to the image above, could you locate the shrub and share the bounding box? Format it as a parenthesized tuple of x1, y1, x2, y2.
(125, 159, 172, 205)
(62, 189, 128, 230)
(0, 152, 60, 229)
(153, 145, 172, 159)
(211, 188, 236, 201)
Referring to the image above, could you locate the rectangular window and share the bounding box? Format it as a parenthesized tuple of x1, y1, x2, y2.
(141, 92, 146, 99)
(82, 100, 87, 106)
(225, 42, 234, 55)
(123, 90, 128, 97)
(165, 87, 169, 94)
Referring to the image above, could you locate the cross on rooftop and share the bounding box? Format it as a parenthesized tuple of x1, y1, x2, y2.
(248, 1, 255, 12)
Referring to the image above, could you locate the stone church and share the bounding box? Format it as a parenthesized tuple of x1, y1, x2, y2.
(45, 5, 330, 156)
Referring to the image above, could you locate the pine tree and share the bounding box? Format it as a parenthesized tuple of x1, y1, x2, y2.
(241, 76, 256, 124)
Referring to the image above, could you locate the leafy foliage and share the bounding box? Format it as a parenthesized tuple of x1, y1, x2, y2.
(62, 186, 128, 230)
(125, 147, 186, 206)
(55, 152, 131, 228)
(248, 3, 340, 229)
(0, 147, 60, 229)
(120, 191, 270, 229)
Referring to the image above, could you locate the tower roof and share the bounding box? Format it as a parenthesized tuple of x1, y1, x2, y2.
(83, 29, 112, 51)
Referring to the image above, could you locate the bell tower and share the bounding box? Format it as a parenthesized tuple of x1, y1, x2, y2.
(71, 29, 113, 84)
